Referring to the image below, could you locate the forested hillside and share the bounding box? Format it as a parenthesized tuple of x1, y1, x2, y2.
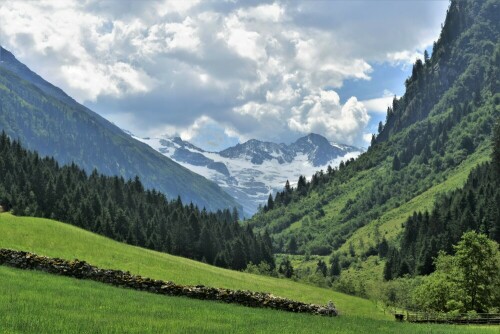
(0, 48, 240, 212)
(0, 133, 273, 270)
(249, 0, 499, 259)
(385, 118, 500, 279)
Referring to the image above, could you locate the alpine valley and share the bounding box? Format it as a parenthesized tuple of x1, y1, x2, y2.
(133, 133, 361, 215)
(0, 0, 499, 333)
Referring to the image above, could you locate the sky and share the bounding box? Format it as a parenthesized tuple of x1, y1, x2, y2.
(0, 0, 449, 150)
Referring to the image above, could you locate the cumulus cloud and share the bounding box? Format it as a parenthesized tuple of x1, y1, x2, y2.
(0, 0, 448, 148)
(361, 90, 395, 114)
(0, 1, 154, 101)
(386, 50, 425, 67)
(289, 91, 370, 144)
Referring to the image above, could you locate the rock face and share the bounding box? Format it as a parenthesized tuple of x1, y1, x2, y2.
(0, 248, 338, 317)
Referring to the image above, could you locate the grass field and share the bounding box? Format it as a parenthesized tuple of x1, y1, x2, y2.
(1, 213, 498, 333)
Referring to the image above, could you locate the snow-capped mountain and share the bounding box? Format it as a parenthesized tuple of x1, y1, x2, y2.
(133, 133, 362, 216)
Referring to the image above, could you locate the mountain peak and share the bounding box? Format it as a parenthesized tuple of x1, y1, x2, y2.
(296, 133, 330, 144)
(220, 139, 290, 165)
(170, 136, 205, 153)
(305, 132, 325, 139)
(290, 133, 359, 166)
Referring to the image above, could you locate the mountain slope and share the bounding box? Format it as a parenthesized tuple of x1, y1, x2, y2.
(0, 48, 240, 212)
(248, 0, 499, 263)
(385, 121, 500, 279)
(135, 133, 360, 215)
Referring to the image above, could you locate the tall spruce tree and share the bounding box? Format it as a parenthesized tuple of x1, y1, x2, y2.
(493, 118, 500, 176)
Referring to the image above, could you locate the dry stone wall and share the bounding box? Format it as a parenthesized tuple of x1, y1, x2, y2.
(0, 248, 337, 317)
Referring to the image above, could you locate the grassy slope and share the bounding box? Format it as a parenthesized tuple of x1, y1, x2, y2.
(2, 267, 495, 334)
(282, 170, 375, 239)
(340, 145, 494, 298)
(0, 213, 382, 319)
(339, 143, 491, 256)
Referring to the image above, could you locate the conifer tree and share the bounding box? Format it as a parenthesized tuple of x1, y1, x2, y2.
(297, 175, 307, 195)
(316, 259, 327, 277)
(424, 49, 430, 65)
(266, 193, 274, 211)
(493, 118, 500, 176)
(329, 256, 341, 276)
(287, 235, 298, 254)
(378, 238, 389, 258)
(392, 154, 401, 171)
(278, 257, 294, 278)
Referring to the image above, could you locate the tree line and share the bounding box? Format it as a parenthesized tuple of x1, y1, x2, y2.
(0, 132, 274, 270)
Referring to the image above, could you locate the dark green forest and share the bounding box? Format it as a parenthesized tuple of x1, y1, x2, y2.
(0, 133, 274, 270)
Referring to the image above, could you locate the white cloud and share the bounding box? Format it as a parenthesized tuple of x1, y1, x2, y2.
(142, 17, 200, 54)
(361, 90, 395, 114)
(233, 102, 281, 121)
(221, 15, 267, 62)
(237, 3, 284, 23)
(265, 85, 301, 104)
(61, 61, 152, 101)
(288, 90, 370, 144)
(0, 1, 154, 101)
(361, 96, 393, 114)
(386, 50, 424, 67)
(179, 115, 214, 141)
(156, 0, 201, 17)
(363, 133, 374, 144)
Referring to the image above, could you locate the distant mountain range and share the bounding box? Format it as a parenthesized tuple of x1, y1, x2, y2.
(133, 133, 362, 215)
(0, 46, 241, 212)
